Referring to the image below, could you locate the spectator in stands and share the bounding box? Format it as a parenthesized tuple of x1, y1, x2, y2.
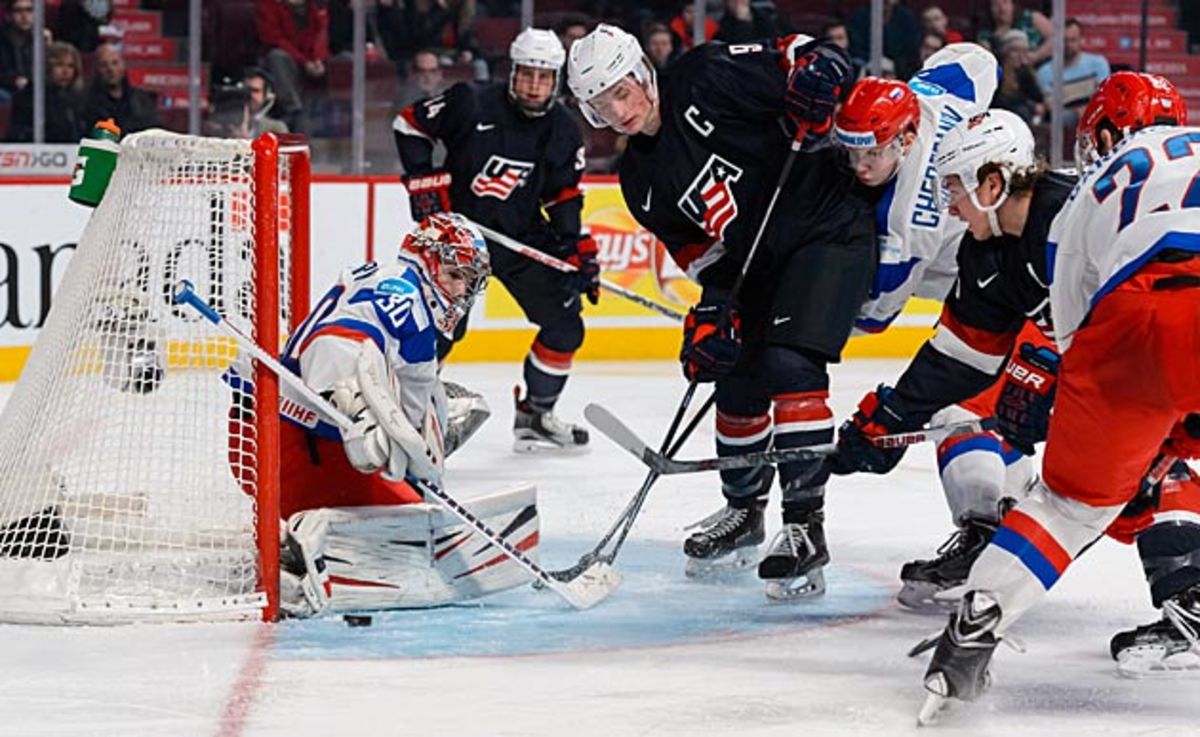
(822, 20, 851, 52)
(0, 0, 37, 102)
(55, 0, 112, 54)
(378, 0, 477, 66)
(203, 68, 289, 140)
(257, 0, 330, 134)
(397, 49, 447, 109)
(714, 0, 782, 44)
(978, 0, 1053, 67)
(849, 0, 921, 80)
(557, 15, 591, 54)
(991, 30, 1045, 125)
(8, 41, 86, 142)
(83, 42, 160, 134)
(920, 5, 962, 44)
(919, 30, 945, 65)
(1035, 17, 1109, 126)
(669, 2, 717, 52)
(643, 23, 677, 72)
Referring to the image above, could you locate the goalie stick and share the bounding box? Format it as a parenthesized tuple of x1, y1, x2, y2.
(470, 222, 685, 323)
(172, 280, 618, 611)
(586, 403, 998, 476)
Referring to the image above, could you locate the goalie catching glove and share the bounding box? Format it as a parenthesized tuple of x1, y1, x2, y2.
(830, 384, 918, 475)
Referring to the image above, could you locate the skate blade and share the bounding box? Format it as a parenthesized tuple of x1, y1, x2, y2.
(764, 568, 826, 602)
(512, 437, 592, 455)
(685, 546, 760, 580)
(897, 581, 962, 613)
(1116, 646, 1200, 679)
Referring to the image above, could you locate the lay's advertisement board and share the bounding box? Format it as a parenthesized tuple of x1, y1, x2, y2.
(0, 174, 936, 380)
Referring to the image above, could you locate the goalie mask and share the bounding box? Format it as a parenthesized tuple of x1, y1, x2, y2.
(936, 109, 1035, 238)
(508, 28, 566, 117)
(834, 77, 920, 187)
(1075, 71, 1187, 169)
(399, 213, 490, 338)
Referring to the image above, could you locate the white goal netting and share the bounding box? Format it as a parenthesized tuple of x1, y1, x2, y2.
(0, 131, 297, 623)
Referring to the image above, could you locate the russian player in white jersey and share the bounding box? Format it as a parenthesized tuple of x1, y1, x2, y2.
(834, 42, 998, 334)
(834, 44, 1039, 611)
(264, 213, 538, 616)
(917, 74, 1200, 720)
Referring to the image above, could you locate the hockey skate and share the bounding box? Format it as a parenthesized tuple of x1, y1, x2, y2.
(916, 591, 1004, 725)
(759, 510, 829, 601)
(684, 499, 767, 579)
(898, 516, 998, 612)
(512, 388, 589, 453)
(1111, 586, 1200, 677)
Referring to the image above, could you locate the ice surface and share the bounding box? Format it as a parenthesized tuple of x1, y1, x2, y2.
(1, 360, 1196, 736)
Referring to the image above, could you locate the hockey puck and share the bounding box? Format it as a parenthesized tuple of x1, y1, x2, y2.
(343, 614, 373, 628)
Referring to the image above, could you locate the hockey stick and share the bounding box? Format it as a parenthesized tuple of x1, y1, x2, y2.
(587, 403, 997, 476)
(470, 222, 685, 322)
(172, 280, 618, 611)
(546, 128, 811, 583)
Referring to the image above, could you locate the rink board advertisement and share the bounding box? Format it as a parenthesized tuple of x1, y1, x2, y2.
(0, 175, 936, 380)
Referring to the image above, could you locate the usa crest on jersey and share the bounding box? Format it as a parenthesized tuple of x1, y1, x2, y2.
(470, 155, 536, 200)
(678, 154, 744, 240)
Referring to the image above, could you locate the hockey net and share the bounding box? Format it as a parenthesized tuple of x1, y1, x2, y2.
(0, 131, 309, 624)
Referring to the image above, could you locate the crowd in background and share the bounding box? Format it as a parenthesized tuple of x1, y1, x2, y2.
(0, 0, 1197, 168)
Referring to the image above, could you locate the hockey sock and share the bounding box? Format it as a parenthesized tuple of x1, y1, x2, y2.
(716, 409, 774, 503)
(1138, 520, 1200, 608)
(773, 390, 834, 520)
(523, 338, 574, 412)
(967, 479, 1124, 632)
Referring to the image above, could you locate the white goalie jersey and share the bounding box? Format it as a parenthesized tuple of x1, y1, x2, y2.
(1048, 125, 1200, 352)
(279, 259, 446, 441)
(855, 43, 999, 333)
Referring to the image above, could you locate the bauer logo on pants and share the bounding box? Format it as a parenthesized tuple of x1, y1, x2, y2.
(678, 154, 743, 241)
(470, 156, 536, 200)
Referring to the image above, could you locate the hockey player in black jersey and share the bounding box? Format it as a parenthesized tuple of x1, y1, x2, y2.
(393, 28, 596, 453)
(568, 24, 876, 600)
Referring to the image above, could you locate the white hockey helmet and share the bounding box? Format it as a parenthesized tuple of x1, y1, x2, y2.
(935, 109, 1036, 237)
(567, 23, 657, 129)
(508, 27, 566, 117)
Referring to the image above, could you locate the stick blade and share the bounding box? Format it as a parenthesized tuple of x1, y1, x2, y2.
(585, 404, 653, 462)
(559, 561, 621, 610)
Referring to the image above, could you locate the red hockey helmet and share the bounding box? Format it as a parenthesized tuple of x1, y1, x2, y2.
(400, 213, 491, 337)
(834, 77, 920, 150)
(1075, 71, 1188, 167)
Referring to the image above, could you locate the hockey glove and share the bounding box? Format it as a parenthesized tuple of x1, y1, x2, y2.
(994, 342, 1060, 455)
(829, 385, 913, 475)
(565, 235, 602, 305)
(403, 169, 452, 222)
(785, 41, 851, 136)
(680, 299, 741, 382)
(329, 378, 411, 481)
